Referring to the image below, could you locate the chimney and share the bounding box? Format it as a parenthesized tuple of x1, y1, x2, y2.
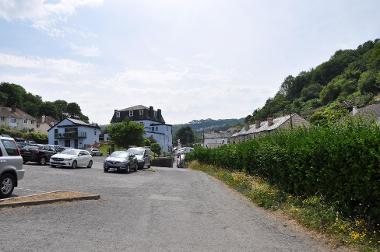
(157, 109, 161, 119)
(255, 120, 261, 129)
(352, 106, 358, 116)
(267, 117, 274, 126)
(149, 106, 154, 117)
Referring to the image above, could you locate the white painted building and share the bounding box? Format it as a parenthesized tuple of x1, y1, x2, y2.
(48, 118, 100, 149)
(203, 131, 230, 148)
(111, 105, 173, 153)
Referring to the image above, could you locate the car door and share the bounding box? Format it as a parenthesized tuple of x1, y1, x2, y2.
(78, 151, 87, 167)
(144, 150, 150, 166)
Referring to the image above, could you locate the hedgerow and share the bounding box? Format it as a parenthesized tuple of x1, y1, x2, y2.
(186, 117, 380, 227)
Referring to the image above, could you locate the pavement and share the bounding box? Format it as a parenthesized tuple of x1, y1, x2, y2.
(0, 157, 332, 252)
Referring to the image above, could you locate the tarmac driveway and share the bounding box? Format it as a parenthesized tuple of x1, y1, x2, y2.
(0, 157, 331, 251)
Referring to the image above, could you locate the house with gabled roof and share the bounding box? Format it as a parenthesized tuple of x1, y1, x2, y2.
(0, 106, 37, 131)
(230, 114, 309, 144)
(110, 105, 172, 153)
(48, 118, 100, 149)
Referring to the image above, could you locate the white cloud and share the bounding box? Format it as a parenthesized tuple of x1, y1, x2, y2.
(69, 43, 101, 57)
(0, 53, 95, 75)
(0, 0, 103, 37)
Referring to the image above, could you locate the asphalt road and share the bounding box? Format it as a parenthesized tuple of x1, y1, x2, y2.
(0, 157, 332, 252)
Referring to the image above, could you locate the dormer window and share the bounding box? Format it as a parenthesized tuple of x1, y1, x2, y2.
(129, 110, 133, 117)
(115, 111, 120, 118)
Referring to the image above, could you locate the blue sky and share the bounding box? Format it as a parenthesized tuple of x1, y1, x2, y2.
(0, 0, 379, 124)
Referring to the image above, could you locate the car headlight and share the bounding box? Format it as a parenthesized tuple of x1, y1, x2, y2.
(64, 158, 73, 161)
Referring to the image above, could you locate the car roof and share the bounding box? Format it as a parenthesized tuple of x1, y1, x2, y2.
(0, 136, 15, 141)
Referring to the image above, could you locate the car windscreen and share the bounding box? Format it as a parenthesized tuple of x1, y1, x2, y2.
(127, 148, 144, 155)
(61, 149, 79, 155)
(110, 151, 129, 158)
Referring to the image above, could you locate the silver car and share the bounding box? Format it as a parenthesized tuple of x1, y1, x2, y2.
(104, 151, 138, 173)
(0, 136, 24, 198)
(127, 147, 151, 169)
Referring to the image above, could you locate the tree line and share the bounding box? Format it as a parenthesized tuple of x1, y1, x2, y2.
(247, 39, 380, 126)
(0, 82, 89, 122)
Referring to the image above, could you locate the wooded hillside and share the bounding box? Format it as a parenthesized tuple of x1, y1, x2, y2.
(0, 82, 89, 122)
(248, 39, 380, 125)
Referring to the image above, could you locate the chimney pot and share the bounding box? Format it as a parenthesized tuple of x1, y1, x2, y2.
(244, 124, 249, 131)
(267, 117, 274, 126)
(255, 120, 261, 129)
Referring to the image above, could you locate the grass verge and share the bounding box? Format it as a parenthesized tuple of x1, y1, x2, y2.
(189, 161, 380, 252)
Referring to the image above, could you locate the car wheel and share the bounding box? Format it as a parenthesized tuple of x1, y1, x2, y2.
(50, 165, 56, 168)
(126, 164, 130, 173)
(104, 167, 109, 173)
(40, 157, 47, 165)
(135, 162, 139, 172)
(87, 160, 93, 168)
(147, 165, 151, 168)
(72, 160, 77, 169)
(0, 173, 15, 198)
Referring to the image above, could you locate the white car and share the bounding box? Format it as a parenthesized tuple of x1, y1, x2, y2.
(177, 147, 194, 155)
(50, 149, 93, 169)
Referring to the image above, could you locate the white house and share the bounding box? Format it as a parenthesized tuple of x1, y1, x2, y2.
(203, 131, 230, 148)
(110, 105, 173, 153)
(48, 118, 100, 149)
(0, 107, 37, 131)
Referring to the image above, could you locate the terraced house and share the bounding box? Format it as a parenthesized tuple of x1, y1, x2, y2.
(230, 114, 309, 144)
(0, 106, 37, 131)
(111, 105, 173, 153)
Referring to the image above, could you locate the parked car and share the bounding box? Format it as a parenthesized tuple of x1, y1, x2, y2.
(127, 147, 151, 169)
(21, 144, 57, 165)
(89, 148, 102, 156)
(50, 149, 93, 169)
(0, 136, 24, 198)
(177, 147, 194, 155)
(103, 151, 138, 173)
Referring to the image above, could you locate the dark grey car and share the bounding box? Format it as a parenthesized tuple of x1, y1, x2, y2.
(0, 136, 24, 198)
(103, 151, 138, 173)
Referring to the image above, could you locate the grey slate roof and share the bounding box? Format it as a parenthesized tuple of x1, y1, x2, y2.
(0, 107, 36, 120)
(356, 103, 380, 118)
(119, 105, 149, 111)
(231, 114, 292, 137)
(204, 131, 231, 139)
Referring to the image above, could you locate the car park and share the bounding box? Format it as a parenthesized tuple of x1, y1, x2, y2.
(21, 144, 57, 165)
(104, 151, 138, 173)
(50, 149, 93, 169)
(0, 135, 24, 198)
(127, 147, 151, 169)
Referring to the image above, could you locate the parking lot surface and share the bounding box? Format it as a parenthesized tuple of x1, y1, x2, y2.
(0, 157, 331, 251)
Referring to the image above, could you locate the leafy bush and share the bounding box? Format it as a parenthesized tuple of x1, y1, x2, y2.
(0, 127, 48, 143)
(186, 118, 380, 227)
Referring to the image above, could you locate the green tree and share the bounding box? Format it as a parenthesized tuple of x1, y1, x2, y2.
(358, 71, 379, 94)
(0, 82, 25, 107)
(175, 126, 195, 146)
(39, 101, 58, 118)
(67, 102, 82, 116)
(151, 143, 161, 158)
(309, 102, 349, 126)
(107, 121, 144, 148)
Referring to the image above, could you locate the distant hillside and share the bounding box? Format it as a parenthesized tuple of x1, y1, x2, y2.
(247, 39, 380, 126)
(0, 82, 90, 122)
(173, 118, 244, 138)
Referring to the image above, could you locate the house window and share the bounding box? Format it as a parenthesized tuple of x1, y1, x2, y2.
(0, 117, 4, 121)
(115, 111, 120, 118)
(54, 129, 58, 135)
(151, 127, 154, 131)
(31, 120, 34, 124)
(10, 118, 16, 123)
(129, 110, 133, 117)
(23, 119, 27, 124)
(94, 130, 97, 135)
(156, 127, 158, 131)
(139, 110, 144, 116)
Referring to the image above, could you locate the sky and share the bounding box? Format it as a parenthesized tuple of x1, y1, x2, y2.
(0, 0, 379, 124)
